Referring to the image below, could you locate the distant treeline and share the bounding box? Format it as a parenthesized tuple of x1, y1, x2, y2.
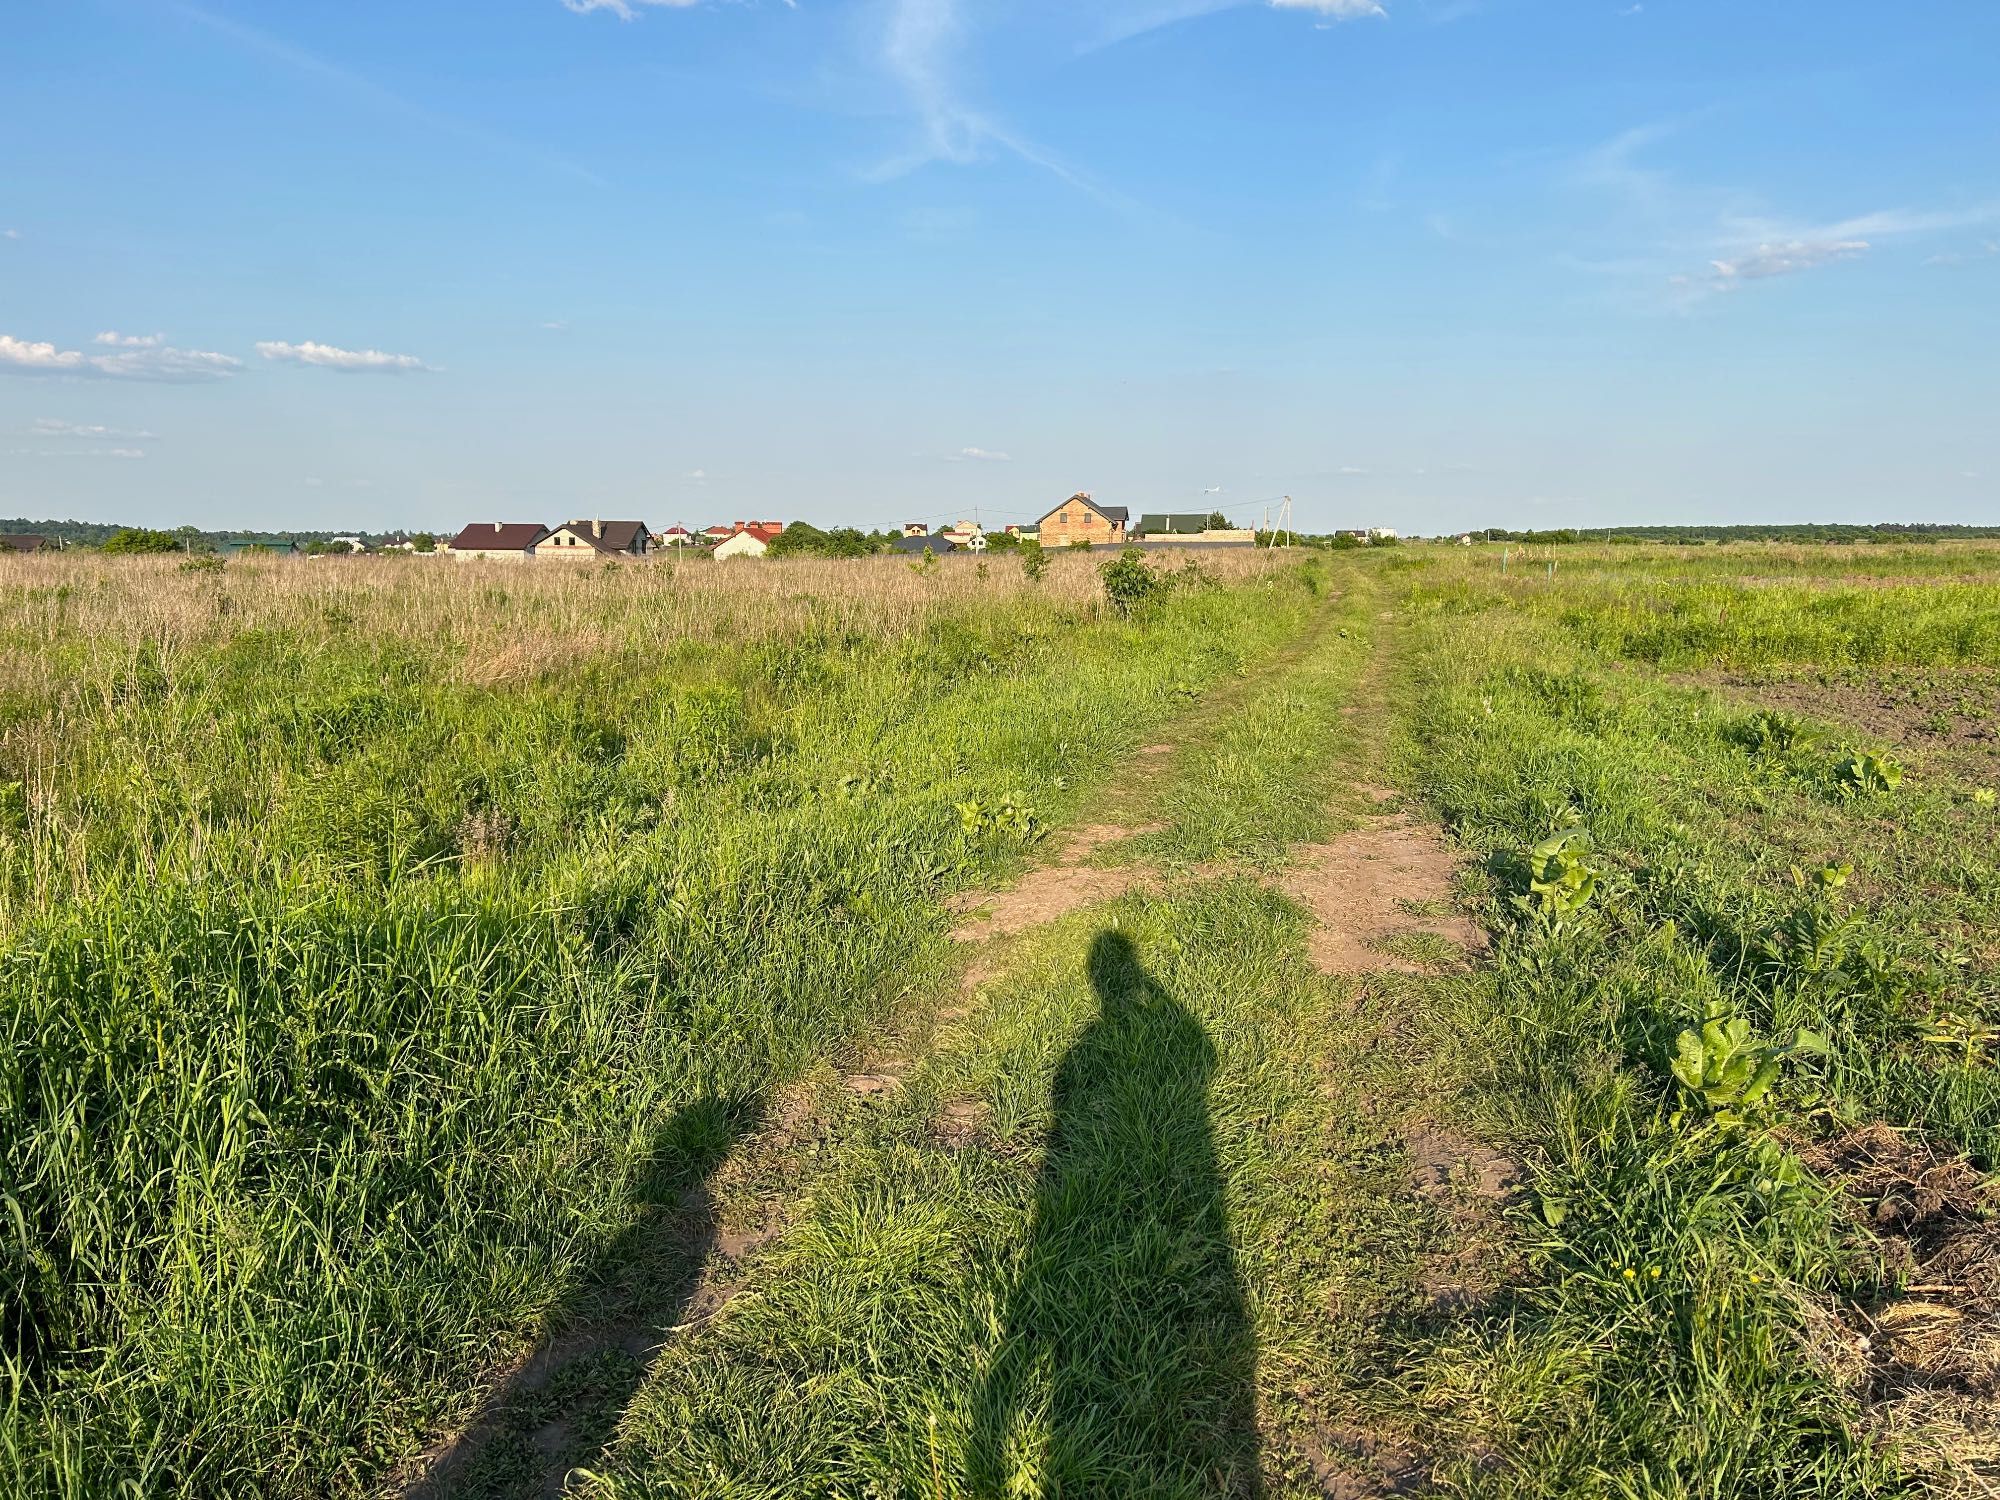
(0, 518, 369, 550)
(1471, 523, 2000, 545)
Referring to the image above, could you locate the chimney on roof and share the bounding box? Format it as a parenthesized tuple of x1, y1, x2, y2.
(593, 518, 603, 539)
(493, 522, 502, 532)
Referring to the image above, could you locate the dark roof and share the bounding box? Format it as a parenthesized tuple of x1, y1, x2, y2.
(449, 522, 549, 551)
(0, 535, 49, 553)
(1043, 493, 1128, 527)
(1135, 513, 1212, 534)
(892, 534, 956, 554)
(551, 519, 649, 553)
(221, 536, 298, 553)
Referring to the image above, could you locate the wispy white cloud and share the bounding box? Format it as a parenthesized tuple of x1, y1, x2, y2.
(1926, 239, 2000, 267)
(30, 418, 158, 439)
(560, 0, 698, 15)
(1270, 0, 1386, 17)
(257, 339, 433, 373)
(2, 229, 19, 241)
(170, 2, 606, 187)
(1569, 121, 2000, 304)
(1709, 238, 1868, 283)
(868, 0, 1127, 207)
(1082, 0, 1381, 52)
(93, 330, 164, 348)
(5, 445, 146, 459)
(0, 331, 239, 382)
(946, 446, 1011, 462)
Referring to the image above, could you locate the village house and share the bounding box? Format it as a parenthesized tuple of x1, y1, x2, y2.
(1133, 513, 1256, 545)
(1035, 492, 1128, 547)
(892, 533, 955, 556)
(446, 522, 550, 561)
(536, 519, 652, 560)
(939, 519, 982, 546)
(1, 534, 51, 555)
(655, 525, 698, 548)
(712, 521, 784, 559)
(902, 521, 930, 538)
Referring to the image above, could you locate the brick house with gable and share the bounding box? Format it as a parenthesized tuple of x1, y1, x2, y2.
(1035, 493, 1128, 547)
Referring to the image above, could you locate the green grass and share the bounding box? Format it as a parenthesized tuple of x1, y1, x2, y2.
(0, 556, 1325, 1497)
(1366, 547, 1999, 1496)
(10, 541, 1999, 1499)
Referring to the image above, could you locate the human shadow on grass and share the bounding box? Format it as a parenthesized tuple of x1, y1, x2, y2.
(406, 1092, 759, 1500)
(973, 930, 1262, 1497)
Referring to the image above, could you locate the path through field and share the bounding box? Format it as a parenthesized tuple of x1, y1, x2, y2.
(401, 587, 1519, 1498)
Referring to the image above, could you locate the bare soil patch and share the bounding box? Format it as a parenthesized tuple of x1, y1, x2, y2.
(1404, 1121, 1520, 1203)
(948, 863, 1148, 942)
(1279, 813, 1488, 976)
(1677, 669, 2000, 782)
(1299, 1420, 1425, 1499)
(1796, 1123, 2000, 1491)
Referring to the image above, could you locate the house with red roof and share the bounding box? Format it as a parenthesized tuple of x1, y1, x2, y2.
(712, 520, 785, 559)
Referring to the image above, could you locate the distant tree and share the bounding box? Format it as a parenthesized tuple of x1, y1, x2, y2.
(765, 522, 829, 558)
(100, 527, 183, 555)
(1205, 510, 1231, 530)
(1327, 532, 1364, 551)
(982, 529, 1023, 551)
(410, 533, 436, 553)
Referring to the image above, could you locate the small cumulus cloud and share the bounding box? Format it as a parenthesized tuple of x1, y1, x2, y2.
(540, 319, 571, 331)
(6, 444, 146, 459)
(559, 0, 700, 17)
(0, 331, 239, 382)
(31, 418, 157, 439)
(2, 228, 19, 240)
(1709, 239, 1868, 283)
(1270, 0, 1387, 17)
(947, 446, 1011, 462)
(257, 339, 433, 373)
(94, 330, 164, 349)
(1926, 239, 2000, 267)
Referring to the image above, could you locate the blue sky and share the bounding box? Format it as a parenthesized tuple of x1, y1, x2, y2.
(3, 0, 1996, 536)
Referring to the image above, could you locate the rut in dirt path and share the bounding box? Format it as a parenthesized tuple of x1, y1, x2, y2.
(950, 605, 1488, 981)
(389, 605, 1342, 1500)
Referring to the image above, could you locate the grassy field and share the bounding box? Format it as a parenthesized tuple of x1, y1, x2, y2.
(5, 542, 1997, 1498)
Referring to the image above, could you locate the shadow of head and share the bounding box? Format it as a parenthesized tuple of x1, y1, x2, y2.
(1085, 929, 1168, 1014)
(627, 1091, 762, 1208)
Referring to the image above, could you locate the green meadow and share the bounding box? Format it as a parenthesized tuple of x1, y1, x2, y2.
(4, 542, 1996, 1498)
